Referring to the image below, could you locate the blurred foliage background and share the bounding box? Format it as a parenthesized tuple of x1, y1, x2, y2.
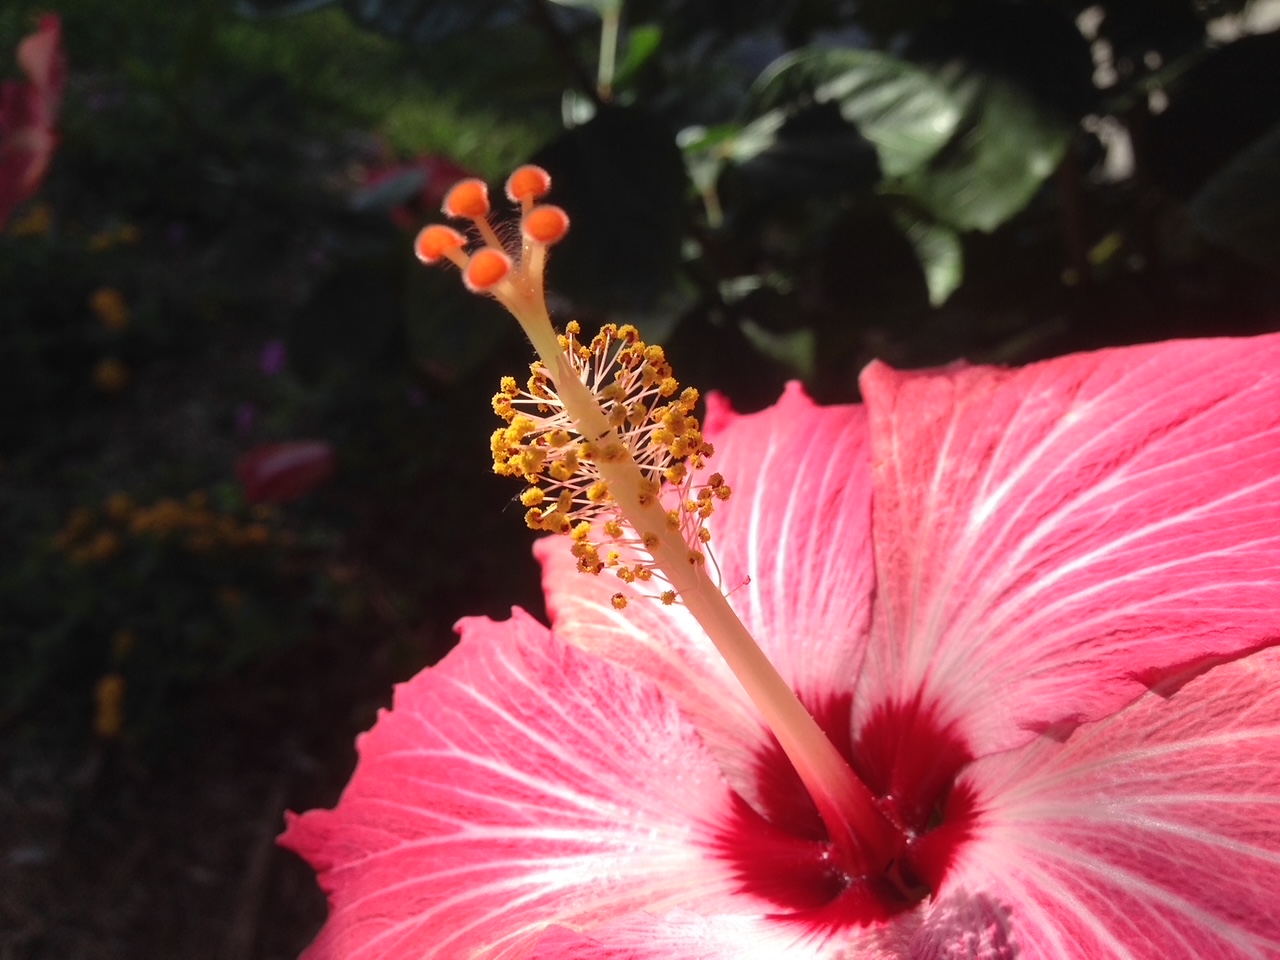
(1, 0, 1278, 955)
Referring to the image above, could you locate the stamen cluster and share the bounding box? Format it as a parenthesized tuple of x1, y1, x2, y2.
(414, 165, 892, 884)
(491, 321, 731, 604)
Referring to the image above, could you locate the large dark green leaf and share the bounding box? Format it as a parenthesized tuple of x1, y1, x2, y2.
(893, 209, 963, 305)
(724, 103, 881, 199)
(747, 48, 962, 178)
(900, 64, 1070, 233)
(1188, 122, 1280, 268)
(531, 106, 688, 311)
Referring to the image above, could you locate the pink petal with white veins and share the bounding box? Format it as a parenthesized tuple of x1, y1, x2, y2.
(539, 383, 876, 812)
(941, 645, 1280, 959)
(702, 383, 876, 708)
(859, 334, 1280, 755)
(280, 610, 751, 960)
(529, 912, 841, 960)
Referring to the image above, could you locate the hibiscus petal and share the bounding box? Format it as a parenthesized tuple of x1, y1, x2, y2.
(538, 383, 876, 811)
(941, 645, 1280, 959)
(702, 383, 876, 707)
(280, 610, 751, 960)
(528, 911, 840, 960)
(858, 334, 1280, 754)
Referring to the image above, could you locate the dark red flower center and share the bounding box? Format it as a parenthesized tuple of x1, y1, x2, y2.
(719, 693, 977, 928)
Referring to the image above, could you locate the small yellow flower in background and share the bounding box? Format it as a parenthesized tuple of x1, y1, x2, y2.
(93, 672, 126, 739)
(110, 628, 137, 661)
(92, 356, 129, 393)
(52, 505, 95, 551)
(70, 529, 120, 565)
(250, 503, 278, 522)
(104, 491, 134, 522)
(8, 202, 53, 237)
(89, 287, 130, 331)
(87, 223, 138, 251)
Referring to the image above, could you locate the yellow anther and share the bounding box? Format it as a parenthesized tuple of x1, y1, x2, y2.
(517, 447, 547, 476)
(611, 593, 628, 610)
(571, 521, 592, 541)
(520, 487, 545, 507)
(508, 415, 536, 442)
(660, 590, 677, 605)
(587, 481, 610, 503)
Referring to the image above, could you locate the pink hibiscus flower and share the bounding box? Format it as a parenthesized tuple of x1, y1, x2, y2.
(282, 168, 1280, 959)
(0, 14, 65, 229)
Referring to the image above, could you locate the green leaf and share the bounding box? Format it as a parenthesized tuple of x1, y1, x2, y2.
(615, 24, 661, 87)
(531, 106, 688, 310)
(748, 48, 963, 177)
(900, 65, 1070, 232)
(894, 210, 963, 305)
(1187, 121, 1280, 268)
(725, 103, 881, 198)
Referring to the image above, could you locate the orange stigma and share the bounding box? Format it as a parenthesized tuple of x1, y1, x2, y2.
(413, 165, 566, 344)
(442, 179, 491, 219)
(414, 225, 466, 265)
(464, 248, 512, 291)
(505, 165, 552, 204)
(522, 205, 569, 246)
